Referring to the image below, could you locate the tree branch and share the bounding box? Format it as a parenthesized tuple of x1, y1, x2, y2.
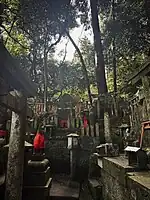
(1, 24, 28, 49)
(46, 34, 62, 54)
(66, 31, 93, 106)
(5, 16, 16, 45)
(60, 40, 69, 65)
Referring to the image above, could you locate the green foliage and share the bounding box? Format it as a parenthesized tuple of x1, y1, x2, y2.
(100, 0, 149, 54)
(1, 0, 149, 101)
(0, 0, 29, 55)
(74, 36, 96, 86)
(5, 31, 29, 56)
(20, 0, 78, 38)
(107, 53, 147, 95)
(98, 0, 150, 94)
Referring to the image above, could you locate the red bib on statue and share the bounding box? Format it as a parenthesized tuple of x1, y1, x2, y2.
(33, 132, 45, 149)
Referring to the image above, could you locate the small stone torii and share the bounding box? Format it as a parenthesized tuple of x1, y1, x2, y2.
(0, 41, 36, 200)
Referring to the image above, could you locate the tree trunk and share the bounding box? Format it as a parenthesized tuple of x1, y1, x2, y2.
(112, 38, 117, 94)
(90, 0, 107, 143)
(66, 31, 93, 106)
(5, 95, 27, 200)
(144, 0, 150, 31)
(43, 35, 62, 113)
(43, 53, 48, 112)
(90, 0, 107, 94)
(0, 3, 4, 39)
(112, 0, 117, 94)
(144, 0, 150, 56)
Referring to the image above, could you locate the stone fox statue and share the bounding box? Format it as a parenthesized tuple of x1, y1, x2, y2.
(33, 129, 45, 155)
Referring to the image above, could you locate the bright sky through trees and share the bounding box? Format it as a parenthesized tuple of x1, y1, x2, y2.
(54, 25, 93, 61)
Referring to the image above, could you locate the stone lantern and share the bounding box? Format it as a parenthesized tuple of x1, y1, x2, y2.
(67, 133, 79, 181)
(67, 133, 79, 149)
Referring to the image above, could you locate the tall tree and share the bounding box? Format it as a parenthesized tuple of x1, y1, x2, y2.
(98, 0, 150, 96)
(144, 0, 150, 55)
(74, 37, 96, 89)
(66, 31, 93, 105)
(112, 0, 117, 94)
(90, 0, 107, 94)
(90, 0, 108, 143)
(19, 0, 78, 111)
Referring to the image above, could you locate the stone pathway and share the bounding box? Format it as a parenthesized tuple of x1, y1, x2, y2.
(49, 174, 80, 200)
(49, 174, 93, 200)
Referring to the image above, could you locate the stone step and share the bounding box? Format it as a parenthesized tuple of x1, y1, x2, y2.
(49, 176, 80, 200)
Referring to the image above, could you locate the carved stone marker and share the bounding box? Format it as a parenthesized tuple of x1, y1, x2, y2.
(23, 156, 52, 200)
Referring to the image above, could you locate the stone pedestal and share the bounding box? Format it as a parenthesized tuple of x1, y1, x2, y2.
(104, 112, 111, 143)
(23, 156, 52, 200)
(70, 148, 79, 181)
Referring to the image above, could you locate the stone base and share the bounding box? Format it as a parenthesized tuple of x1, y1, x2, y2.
(23, 177, 52, 200)
(31, 154, 46, 161)
(24, 166, 51, 186)
(27, 158, 49, 172)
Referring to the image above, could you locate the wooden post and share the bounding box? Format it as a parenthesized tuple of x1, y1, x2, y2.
(5, 95, 27, 200)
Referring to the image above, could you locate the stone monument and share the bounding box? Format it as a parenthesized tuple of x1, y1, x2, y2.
(23, 155, 52, 200)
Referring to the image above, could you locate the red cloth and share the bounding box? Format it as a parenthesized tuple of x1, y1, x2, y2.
(33, 132, 45, 149)
(0, 130, 7, 137)
(60, 120, 67, 128)
(83, 115, 88, 128)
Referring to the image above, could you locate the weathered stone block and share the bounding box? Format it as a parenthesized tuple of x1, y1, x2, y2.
(28, 158, 49, 172)
(101, 156, 137, 200)
(102, 169, 129, 200)
(102, 156, 134, 186)
(127, 172, 150, 200)
(101, 156, 150, 200)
